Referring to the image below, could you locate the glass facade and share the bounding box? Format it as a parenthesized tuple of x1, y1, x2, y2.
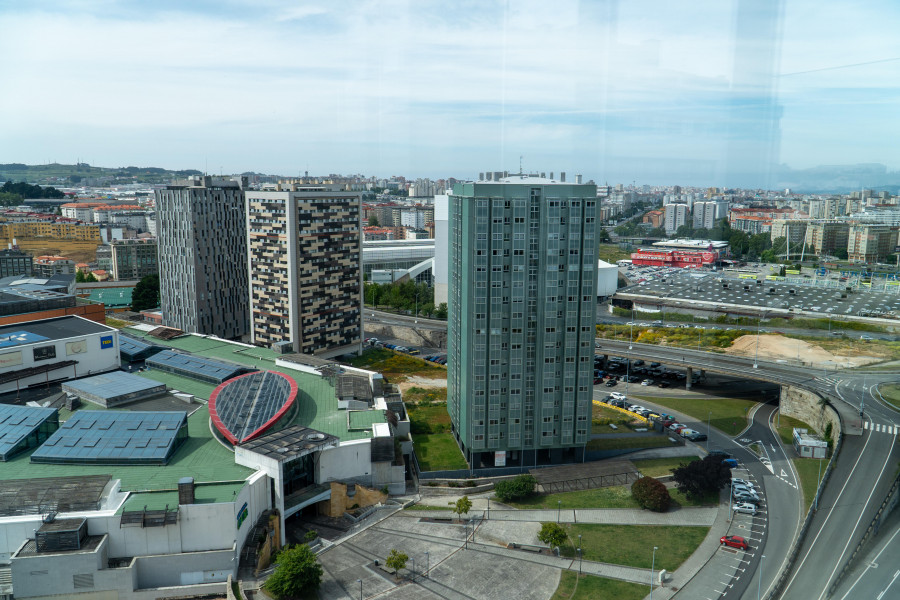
(448, 179, 598, 468)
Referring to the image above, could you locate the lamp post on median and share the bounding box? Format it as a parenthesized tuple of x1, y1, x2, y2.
(557, 500, 562, 523)
(650, 546, 658, 599)
(357, 578, 362, 600)
(425, 551, 430, 578)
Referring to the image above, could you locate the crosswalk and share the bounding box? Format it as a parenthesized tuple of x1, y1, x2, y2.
(863, 422, 899, 435)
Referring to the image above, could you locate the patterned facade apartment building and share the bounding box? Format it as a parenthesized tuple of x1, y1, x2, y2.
(246, 185, 363, 358)
(155, 176, 249, 340)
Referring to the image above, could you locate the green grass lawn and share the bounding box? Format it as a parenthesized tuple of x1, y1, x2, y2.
(403, 386, 448, 404)
(408, 403, 452, 434)
(586, 435, 674, 451)
(633, 395, 760, 436)
(878, 383, 900, 412)
(499, 485, 640, 510)
(669, 488, 720, 507)
(591, 403, 641, 433)
(775, 414, 816, 445)
(559, 524, 709, 572)
(551, 571, 649, 600)
(413, 433, 468, 471)
(631, 457, 699, 478)
(346, 348, 447, 382)
(793, 457, 828, 515)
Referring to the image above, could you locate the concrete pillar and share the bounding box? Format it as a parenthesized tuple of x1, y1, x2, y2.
(686, 367, 692, 390)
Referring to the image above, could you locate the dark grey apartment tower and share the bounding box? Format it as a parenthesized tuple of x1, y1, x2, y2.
(155, 176, 249, 339)
(0, 249, 33, 279)
(447, 177, 599, 469)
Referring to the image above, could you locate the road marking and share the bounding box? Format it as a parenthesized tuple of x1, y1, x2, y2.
(864, 421, 870, 430)
(816, 431, 897, 600)
(782, 409, 879, 598)
(780, 468, 788, 477)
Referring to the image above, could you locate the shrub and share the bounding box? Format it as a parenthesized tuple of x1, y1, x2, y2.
(538, 522, 568, 549)
(304, 530, 318, 542)
(494, 474, 538, 503)
(631, 477, 671, 512)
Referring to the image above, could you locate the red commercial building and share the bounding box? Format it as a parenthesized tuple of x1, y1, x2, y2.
(631, 249, 717, 268)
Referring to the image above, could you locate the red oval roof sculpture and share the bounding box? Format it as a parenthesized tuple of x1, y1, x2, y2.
(208, 371, 298, 445)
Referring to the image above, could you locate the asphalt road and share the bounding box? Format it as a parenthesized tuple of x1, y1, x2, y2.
(778, 376, 900, 600)
(619, 390, 798, 600)
(830, 510, 900, 600)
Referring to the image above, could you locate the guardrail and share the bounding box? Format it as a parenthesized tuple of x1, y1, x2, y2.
(827, 469, 900, 596)
(765, 424, 843, 600)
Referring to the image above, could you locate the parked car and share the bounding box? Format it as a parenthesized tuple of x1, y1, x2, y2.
(610, 392, 626, 400)
(709, 450, 732, 459)
(658, 381, 671, 388)
(720, 535, 750, 550)
(594, 377, 603, 384)
(641, 379, 653, 386)
(605, 379, 618, 387)
(723, 458, 739, 468)
(732, 478, 755, 490)
(679, 428, 697, 438)
(734, 492, 760, 504)
(733, 502, 757, 516)
(668, 423, 685, 432)
(687, 432, 707, 442)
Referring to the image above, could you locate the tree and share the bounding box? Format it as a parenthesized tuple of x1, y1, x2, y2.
(494, 474, 537, 503)
(434, 302, 448, 319)
(263, 544, 323, 599)
(368, 215, 379, 226)
(538, 522, 568, 550)
(130, 274, 160, 312)
(672, 455, 732, 501)
(597, 228, 611, 243)
(450, 496, 472, 522)
(834, 248, 848, 260)
(631, 476, 671, 512)
(386, 549, 409, 572)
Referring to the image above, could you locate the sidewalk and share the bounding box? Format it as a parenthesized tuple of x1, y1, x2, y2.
(401, 506, 717, 526)
(642, 488, 732, 600)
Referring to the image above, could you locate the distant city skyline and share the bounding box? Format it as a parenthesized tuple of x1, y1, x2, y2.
(2, 0, 899, 189)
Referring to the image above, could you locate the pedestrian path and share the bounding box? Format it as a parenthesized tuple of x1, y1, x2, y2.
(401, 506, 717, 527)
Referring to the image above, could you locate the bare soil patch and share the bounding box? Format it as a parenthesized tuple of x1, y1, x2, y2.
(726, 334, 881, 368)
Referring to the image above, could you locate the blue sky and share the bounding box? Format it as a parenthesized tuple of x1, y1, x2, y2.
(1, 0, 899, 188)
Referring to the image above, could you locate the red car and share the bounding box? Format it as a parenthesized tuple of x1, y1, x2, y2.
(720, 535, 749, 550)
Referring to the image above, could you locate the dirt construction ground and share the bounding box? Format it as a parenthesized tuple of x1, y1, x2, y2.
(725, 334, 882, 369)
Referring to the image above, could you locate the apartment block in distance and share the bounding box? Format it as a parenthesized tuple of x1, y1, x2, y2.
(155, 176, 249, 340)
(246, 184, 363, 357)
(447, 176, 599, 469)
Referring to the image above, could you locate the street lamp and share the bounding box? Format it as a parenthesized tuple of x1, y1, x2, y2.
(754, 312, 761, 369)
(557, 500, 562, 523)
(425, 551, 430, 578)
(707, 411, 711, 451)
(728, 479, 734, 520)
(357, 578, 362, 600)
(650, 546, 658, 598)
(578, 534, 583, 575)
(757, 554, 766, 600)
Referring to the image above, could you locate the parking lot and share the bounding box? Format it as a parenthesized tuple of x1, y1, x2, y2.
(619, 271, 900, 319)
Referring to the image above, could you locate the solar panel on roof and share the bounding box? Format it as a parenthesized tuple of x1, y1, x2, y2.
(30, 411, 188, 466)
(145, 349, 252, 384)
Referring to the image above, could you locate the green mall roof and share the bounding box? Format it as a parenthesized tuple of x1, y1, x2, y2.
(125, 328, 384, 442)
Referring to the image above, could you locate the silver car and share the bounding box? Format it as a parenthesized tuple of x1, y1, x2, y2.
(733, 502, 757, 516)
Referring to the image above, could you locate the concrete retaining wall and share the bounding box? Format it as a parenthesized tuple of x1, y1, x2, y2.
(780, 385, 842, 439)
(366, 323, 448, 349)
